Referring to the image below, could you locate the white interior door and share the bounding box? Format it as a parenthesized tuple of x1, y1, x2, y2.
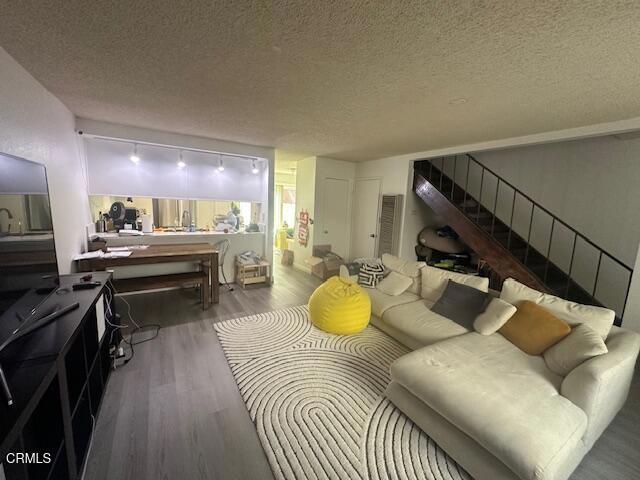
(320, 178, 351, 258)
(351, 178, 381, 259)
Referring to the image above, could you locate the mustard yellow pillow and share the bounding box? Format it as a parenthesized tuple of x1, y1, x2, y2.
(499, 300, 571, 355)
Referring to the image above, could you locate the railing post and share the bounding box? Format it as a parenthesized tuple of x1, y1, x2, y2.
(477, 168, 485, 222)
(451, 155, 457, 199)
(592, 251, 604, 297)
(507, 189, 516, 249)
(565, 233, 578, 297)
(543, 218, 556, 283)
(491, 178, 500, 236)
(463, 155, 470, 207)
(429, 158, 433, 181)
(524, 203, 535, 265)
(621, 274, 632, 319)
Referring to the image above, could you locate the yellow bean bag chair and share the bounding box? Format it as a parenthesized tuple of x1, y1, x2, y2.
(308, 276, 371, 335)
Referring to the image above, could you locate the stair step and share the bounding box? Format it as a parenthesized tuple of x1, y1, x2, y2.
(479, 223, 511, 236)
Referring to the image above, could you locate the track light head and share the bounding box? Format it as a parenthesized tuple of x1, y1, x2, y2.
(130, 144, 140, 163)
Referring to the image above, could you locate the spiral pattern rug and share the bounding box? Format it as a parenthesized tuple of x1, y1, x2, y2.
(214, 305, 472, 480)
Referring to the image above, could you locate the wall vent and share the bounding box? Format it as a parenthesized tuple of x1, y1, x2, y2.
(376, 194, 403, 257)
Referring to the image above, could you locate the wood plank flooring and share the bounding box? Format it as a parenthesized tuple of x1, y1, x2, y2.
(85, 263, 639, 480)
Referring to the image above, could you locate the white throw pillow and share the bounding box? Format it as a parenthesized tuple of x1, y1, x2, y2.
(474, 298, 517, 335)
(339, 265, 358, 284)
(500, 278, 615, 340)
(376, 271, 414, 296)
(421, 266, 489, 303)
(543, 324, 608, 376)
(382, 254, 425, 295)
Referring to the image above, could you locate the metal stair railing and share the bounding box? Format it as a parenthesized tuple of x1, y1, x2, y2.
(414, 154, 634, 319)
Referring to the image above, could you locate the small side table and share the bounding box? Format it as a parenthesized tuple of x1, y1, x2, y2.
(235, 260, 271, 288)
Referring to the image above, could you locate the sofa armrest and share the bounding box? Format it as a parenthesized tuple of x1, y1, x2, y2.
(561, 326, 640, 448)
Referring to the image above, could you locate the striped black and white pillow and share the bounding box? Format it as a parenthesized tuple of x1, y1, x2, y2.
(358, 263, 385, 288)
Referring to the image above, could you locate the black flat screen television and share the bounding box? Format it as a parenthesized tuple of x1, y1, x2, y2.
(0, 152, 59, 323)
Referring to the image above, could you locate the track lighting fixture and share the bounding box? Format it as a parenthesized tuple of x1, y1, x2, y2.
(130, 144, 140, 164)
(218, 157, 225, 171)
(252, 159, 259, 174)
(177, 150, 186, 168)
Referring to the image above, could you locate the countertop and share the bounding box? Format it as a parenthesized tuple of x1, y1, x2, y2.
(95, 231, 263, 239)
(0, 233, 54, 242)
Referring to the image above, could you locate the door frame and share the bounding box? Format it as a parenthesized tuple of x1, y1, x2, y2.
(321, 176, 354, 260)
(351, 176, 383, 260)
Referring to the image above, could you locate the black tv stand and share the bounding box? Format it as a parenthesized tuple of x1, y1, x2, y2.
(0, 301, 81, 406)
(0, 272, 119, 480)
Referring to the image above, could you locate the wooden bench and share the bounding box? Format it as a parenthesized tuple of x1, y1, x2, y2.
(77, 243, 218, 308)
(112, 272, 210, 309)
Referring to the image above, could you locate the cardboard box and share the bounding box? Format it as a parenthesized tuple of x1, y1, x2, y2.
(281, 249, 294, 265)
(305, 245, 344, 280)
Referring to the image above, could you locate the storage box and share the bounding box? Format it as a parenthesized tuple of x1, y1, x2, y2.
(281, 249, 294, 265)
(305, 245, 344, 280)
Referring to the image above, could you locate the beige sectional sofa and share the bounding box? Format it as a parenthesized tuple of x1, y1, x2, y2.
(344, 258, 640, 480)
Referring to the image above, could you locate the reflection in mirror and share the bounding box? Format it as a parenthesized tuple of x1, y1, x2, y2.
(25, 195, 53, 231)
(89, 196, 262, 232)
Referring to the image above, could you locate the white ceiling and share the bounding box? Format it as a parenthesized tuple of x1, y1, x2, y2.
(1, 1, 640, 161)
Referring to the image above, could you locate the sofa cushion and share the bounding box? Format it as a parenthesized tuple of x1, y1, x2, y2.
(474, 297, 517, 335)
(390, 333, 586, 480)
(421, 266, 489, 303)
(382, 253, 424, 277)
(376, 271, 414, 296)
(381, 300, 468, 347)
(499, 300, 571, 355)
(500, 278, 614, 340)
(366, 288, 420, 317)
(382, 254, 425, 295)
(431, 280, 489, 330)
(544, 324, 608, 376)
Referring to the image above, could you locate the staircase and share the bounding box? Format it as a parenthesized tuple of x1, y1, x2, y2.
(413, 155, 633, 324)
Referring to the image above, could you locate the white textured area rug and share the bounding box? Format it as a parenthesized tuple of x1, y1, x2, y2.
(214, 305, 472, 480)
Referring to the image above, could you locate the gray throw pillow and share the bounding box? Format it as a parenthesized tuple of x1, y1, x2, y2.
(431, 279, 489, 330)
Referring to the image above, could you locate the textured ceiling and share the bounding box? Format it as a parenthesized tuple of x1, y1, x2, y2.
(1, 1, 640, 161)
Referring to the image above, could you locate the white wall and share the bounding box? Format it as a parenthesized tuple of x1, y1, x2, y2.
(292, 157, 316, 272)
(290, 156, 356, 270)
(471, 136, 640, 267)
(275, 170, 296, 186)
(0, 47, 90, 273)
(624, 250, 640, 332)
(314, 156, 356, 257)
(353, 157, 436, 261)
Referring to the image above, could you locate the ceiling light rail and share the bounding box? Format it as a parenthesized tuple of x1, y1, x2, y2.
(80, 132, 264, 162)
